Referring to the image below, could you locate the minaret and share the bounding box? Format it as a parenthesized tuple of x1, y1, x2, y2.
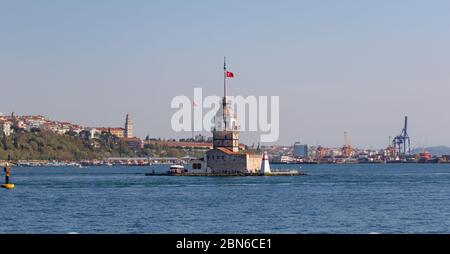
(260, 151, 271, 175)
(125, 113, 133, 138)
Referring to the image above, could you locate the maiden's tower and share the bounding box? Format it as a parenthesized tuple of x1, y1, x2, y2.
(204, 59, 262, 174)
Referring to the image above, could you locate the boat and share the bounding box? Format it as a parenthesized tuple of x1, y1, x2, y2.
(418, 151, 432, 163)
(426, 157, 440, 163)
(168, 164, 187, 175)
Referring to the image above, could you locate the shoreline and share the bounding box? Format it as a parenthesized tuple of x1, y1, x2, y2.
(2, 160, 449, 168)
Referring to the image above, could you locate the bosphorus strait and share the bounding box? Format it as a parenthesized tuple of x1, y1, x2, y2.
(2, 164, 450, 234)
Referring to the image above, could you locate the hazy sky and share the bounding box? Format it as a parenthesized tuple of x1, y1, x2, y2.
(1, 0, 449, 148)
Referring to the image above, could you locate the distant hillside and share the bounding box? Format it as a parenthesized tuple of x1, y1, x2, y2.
(0, 129, 205, 161)
(0, 130, 138, 161)
(411, 146, 450, 156)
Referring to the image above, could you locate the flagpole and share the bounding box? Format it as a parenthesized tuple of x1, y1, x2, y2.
(223, 56, 227, 131)
(192, 100, 194, 140)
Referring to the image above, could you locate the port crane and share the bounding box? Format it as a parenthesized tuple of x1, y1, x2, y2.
(392, 116, 411, 157)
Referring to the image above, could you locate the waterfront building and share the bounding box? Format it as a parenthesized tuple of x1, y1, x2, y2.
(293, 142, 308, 158)
(206, 147, 262, 174)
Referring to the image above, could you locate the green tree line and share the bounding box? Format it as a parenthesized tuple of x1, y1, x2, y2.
(0, 129, 136, 161)
(0, 128, 205, 161)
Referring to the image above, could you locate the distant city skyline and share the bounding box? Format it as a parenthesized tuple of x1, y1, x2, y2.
(1, 1, 450, 148)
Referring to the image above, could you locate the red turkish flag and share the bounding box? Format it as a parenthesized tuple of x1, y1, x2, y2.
(226, 71, 234, 78)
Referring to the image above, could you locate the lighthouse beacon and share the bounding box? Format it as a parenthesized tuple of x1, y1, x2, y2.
(260, 152, 271, 175)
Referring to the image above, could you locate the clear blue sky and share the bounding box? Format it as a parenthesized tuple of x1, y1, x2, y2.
(1, 0, 450, 148)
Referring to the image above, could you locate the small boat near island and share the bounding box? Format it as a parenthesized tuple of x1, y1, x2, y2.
(168, 164, 188, 174)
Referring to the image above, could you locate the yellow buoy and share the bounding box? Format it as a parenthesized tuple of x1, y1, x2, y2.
(1, 183, 14, 189)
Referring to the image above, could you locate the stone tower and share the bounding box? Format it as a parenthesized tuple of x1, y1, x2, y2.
(125, 113, 133, 138)
(212, 98, 240, 152)
(211, 57, 240, 152)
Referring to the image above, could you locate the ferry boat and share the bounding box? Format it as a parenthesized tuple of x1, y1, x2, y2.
(168, 164, 187, 174)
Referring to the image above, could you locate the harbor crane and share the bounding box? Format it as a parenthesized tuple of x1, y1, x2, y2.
(392, 116, 411, 157)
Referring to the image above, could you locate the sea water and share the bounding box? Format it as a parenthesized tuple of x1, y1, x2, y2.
(1, 163, 450, 233)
